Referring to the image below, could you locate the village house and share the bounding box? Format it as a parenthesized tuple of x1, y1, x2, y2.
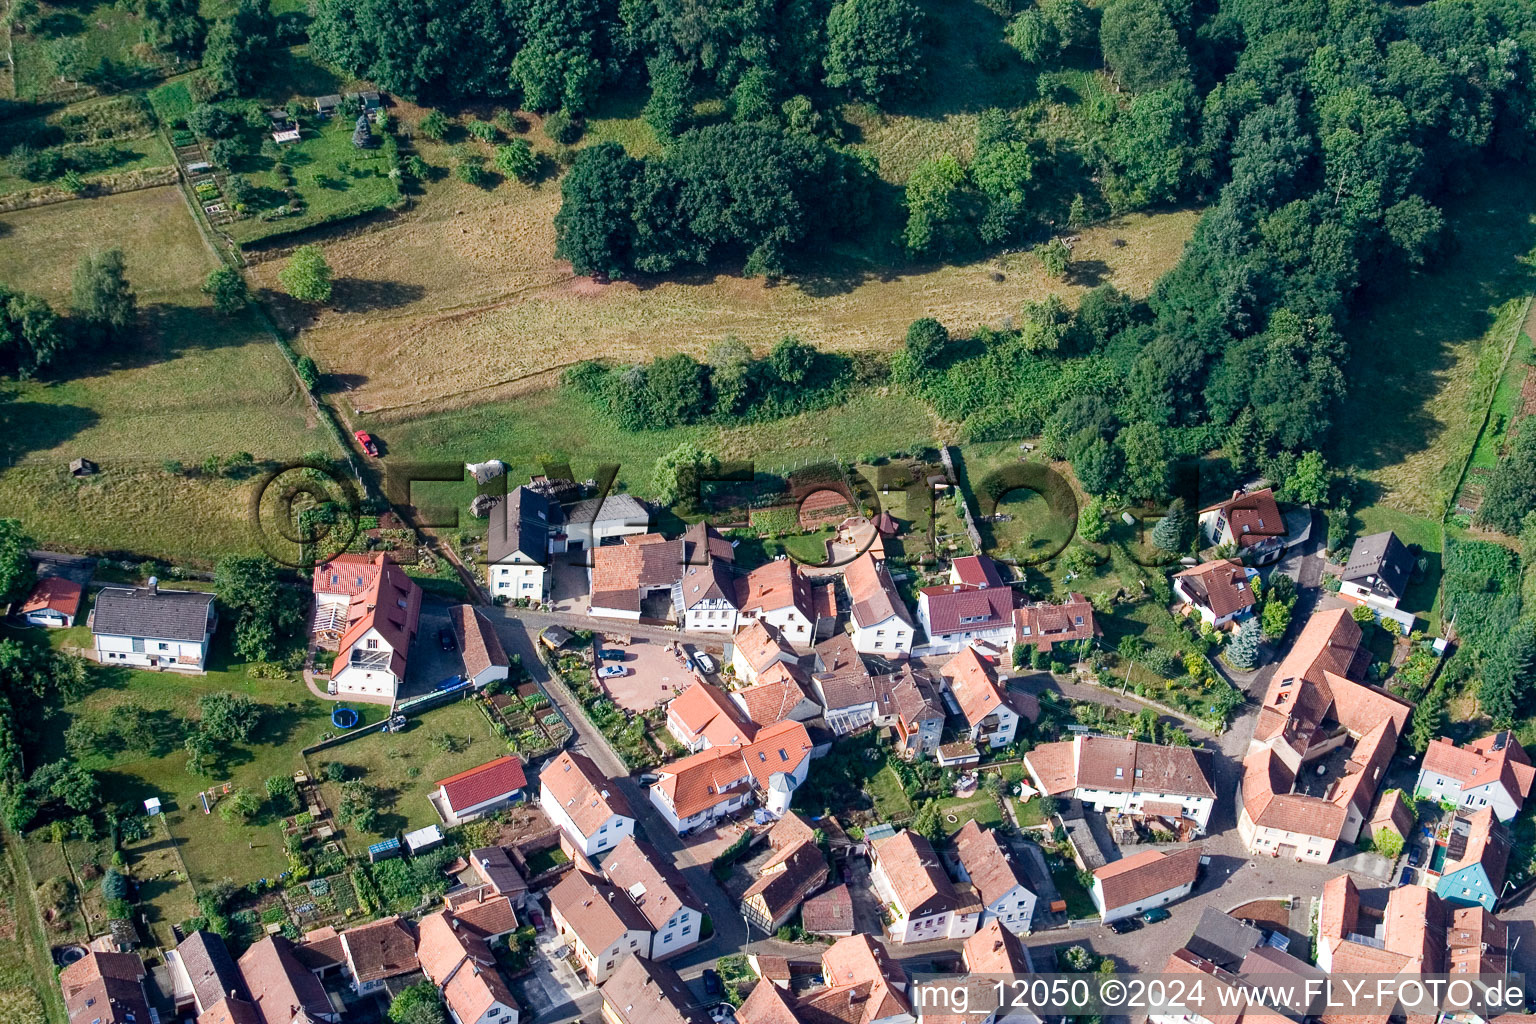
(315, 552, 422, 702)
(91, 579, 216, 672)
(742, 812, 830, 932)
(1315, 874, 1504, 978)
(648, 743, 756, 833)
(1339, 530, 1416, 611)
(451, 604, 511, 688)
(539, 750, 636, 856)
(338, 915, 419, 994)
(731, 666, 821, 728)
(601, 836, 705, 959)
(940, 646, 1025, 750)
(1090, 846, 1202, 923)
(870, 829, 981, 943)
(1025, 735, 1217, 832)
(1014, 592, 1096, 654)
(1415, 732, 1535, 821)
(730, 619, 800, 685)
(588, 533, 676, 621)
(434, 756, 528, 826)
(167, 930, 243, 1019)
(1434, 808, 1510, 911)
(468, 846, 529, 906)
(234, 935, 341, 1023)
(952, 820, 1037, 935)
(739, 933, 914, 1024)
(565, 492, 652, 552)
(676, 522, 741, 632)
(811, 632, 878, 735)
(549, 869, 654, 983)
(417, 907, 521, 1024)
(874, 663, 945, 757)
(19, 576, 83, 628)
(1239, 607, 1410, 862)
(1197, 487, 1294, 564)
(740, 719, 816, 816)
(844, 553, 914, 655)
(599, 955, 704, 1024)
(666, 681, 757, 752)
(801, 883, 856, 937)
(916, 556, 1016, 654)
(59, 950, 152, 1024)
(488, 486, 566, 603)
(736, 558, 819, 642)
(1172, 559, 1258, 628)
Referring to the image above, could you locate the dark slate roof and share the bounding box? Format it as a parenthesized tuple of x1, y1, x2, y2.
(1183, 907, 1263, 970)
(1342, 531, 1414, 599)
(567, 493, 649, 527)
(489, 485, 562, 564)
(177, 930, 245, 1011)
(91, 586, 214, 642)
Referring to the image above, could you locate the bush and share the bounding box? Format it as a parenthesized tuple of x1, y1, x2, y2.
(543, 108, 581, 144)
(467, 120, 497, 142)
(495, 140, 537, 181)
(455, 161, 487, 187)
(418, 111, 449, 140)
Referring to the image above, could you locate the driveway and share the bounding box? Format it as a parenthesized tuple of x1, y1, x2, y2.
(401, 600, 462, 698)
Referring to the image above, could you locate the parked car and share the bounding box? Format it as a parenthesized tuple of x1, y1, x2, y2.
(692, 651, 717, 674)
(598, 649, 626, 661)
(353, 430, 380, 457)
(703, 970, 722, 996)
(638, 773, 661, 785)
(439, 627, 456, 651)
(1399, 867, 1416, 887)
(1141, 907, 1171, 924)
(1407, 845, 1422, 867)
(598, 665, 628, 679)
(1109, 917, 1142, 934)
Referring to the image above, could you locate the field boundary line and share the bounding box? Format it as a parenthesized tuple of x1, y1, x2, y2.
(3, 831, 70, 1024)
(1447, 294, 1535, 520)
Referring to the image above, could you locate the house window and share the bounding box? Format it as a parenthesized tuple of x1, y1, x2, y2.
(367, 639, 379, 649)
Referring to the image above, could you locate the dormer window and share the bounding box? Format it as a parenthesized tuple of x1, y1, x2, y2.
(1114, 768, 1123, 778)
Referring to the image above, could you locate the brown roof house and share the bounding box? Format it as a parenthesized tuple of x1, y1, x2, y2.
(666, 681, 757, 753)
(236, 934, 341, 1024)
(417, 907, 521, 1024)
(539, 749, 636, 856)
(869, 829, 981, 943)
(940, 646, 1024, 750)
(323, 552, 422, 703)
(338, 916, 419, 994)
(844, 553, 914, 656)
(1024, 735, 1217, 831)
(168, 930, 244, 1017)
(731, 667, 821, 729)
(1090, 846, 1202, 923)
(742, 812, 830, 932)
(433, 756, 528, 826)
(1173, 559, 1258, 628)
(599, 836, 705, 960)
(952, 821, 1037, 935)
(1240, 608, 1410, 863)
(1198, 487, 1297, 564)
(58, 950, 152, 1024)
(801, 883, 856, 937)
(730, 619, 801, 685)
(736, 559, 818, 643)
(1015, 592, 1097, 654)
(599, 955, 705, 1024)
(873, 664, 945, 758)
(450, 604, 511, 688)
(810, 632, 878, 735)
(1416, 731, 1536, 822)
(1316, 874, 1460, 976)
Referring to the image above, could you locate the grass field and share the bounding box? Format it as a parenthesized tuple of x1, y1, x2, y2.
(312, 699, 505, 844)
(10, 0, 171, 101)
(933, 791, 1005, 835)
(1350, 504, 1446, 633)
(275, 204, 1197, 416)
(1336, 167, 1536, 520)
(867, 765, 915, 822)
(0, 185, 330, 560)
(0, 134, 172, 198)
(0, 834, 64, 1024)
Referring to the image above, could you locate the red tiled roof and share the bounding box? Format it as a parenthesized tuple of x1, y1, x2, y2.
(941, 646, 1013, 726)
(801, 883, 855, 934)
(669, 681, 757, 747)
(341, 915, 418, 983)
(920, 583, 1013, 634)
(653, 745, 753, 819)
(1203, 488, 1286, 546)
(737, 561, 813, 622)
(330, 552, 422, 681)
(873, 830, 960, 918)
(20, 577, 83, 618)
(1016, 592, 1096, 651)
(312, 552, 380, 598)
(844, 554, 910, 628)
(438, 756, 528, 814)
(450, 604, 508, 679)
(1092, 847, 1201, 911)
(740, 719, 814, 789)
(1424, 733, 1536, 809)
(1174, 559, 1256, 619)
(541, 750, 633, 837)
(951, 555, 1005, 588)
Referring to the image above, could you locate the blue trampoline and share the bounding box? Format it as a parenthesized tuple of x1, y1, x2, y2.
(331, 706, 359, 729)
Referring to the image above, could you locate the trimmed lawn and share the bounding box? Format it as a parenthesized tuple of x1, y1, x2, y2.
(1014, 797, 1047, 827)
(867, 765, 915, 823)
(1349, 504, 1445, 634)
(312, 698, 508, 845)
(933, 791, 1005, 835)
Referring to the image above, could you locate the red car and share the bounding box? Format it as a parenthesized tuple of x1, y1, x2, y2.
(354, 430, 379, 457)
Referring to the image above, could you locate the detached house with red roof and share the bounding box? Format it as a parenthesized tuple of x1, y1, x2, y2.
(540, 750, 635, 856)
(20, 576, 83, 628)
(736, 559, 818, 643)
(648, 720, 814, 832)
(916, 556, 1015, 654)
(844, 553, 914, 655)
(666, 681, 757, 752)
(1198, 487, 1297, 565)
(316, 552, 422, 703)
(1173, 559, 1258, 628)
(417, 907, 521, 1024)
(434, 756, 528, 826)
(1416, 732, 1535, 822)
(1014, 593, 1096, 654)
(550, 837, 702, 980)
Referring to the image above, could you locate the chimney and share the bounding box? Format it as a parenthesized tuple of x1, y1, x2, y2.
(147, 576, 159, 595)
